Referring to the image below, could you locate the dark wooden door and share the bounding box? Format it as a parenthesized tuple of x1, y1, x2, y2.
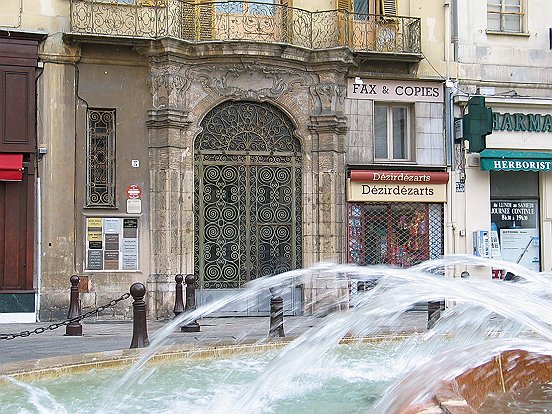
(0, 33, 43, 295)
(0, 156, 34, 291)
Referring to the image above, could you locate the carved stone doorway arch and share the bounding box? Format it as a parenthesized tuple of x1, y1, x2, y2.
(194, 100, 303, 316)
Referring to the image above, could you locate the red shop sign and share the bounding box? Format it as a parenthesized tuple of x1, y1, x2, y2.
(350, 170, 449, 184)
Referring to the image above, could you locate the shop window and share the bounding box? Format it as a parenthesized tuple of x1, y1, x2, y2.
(348, 202, 443, 267)
(374, 104, 410, 161)
(490, 171, 540, 273)
(86, 109, 116, 207)
(487, 0, 524, 33)
(85, 217, 139, 271)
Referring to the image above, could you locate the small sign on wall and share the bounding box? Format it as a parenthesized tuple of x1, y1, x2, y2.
(127, 199, 141, 214)
(85, 217, 139, 271)
(126, 184, 142, 199)
(347, 78, 443, 103)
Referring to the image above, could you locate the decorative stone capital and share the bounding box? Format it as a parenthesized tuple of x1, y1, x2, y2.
(146, 108, 192, 130)
(309, 82, 346, 115)
(309, 114, 348, 135)
(147, 64, 190, 110)
(309, 114, 348, 153)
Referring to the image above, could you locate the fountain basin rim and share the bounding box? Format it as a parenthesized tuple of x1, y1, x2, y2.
(0, 333, 416, 382)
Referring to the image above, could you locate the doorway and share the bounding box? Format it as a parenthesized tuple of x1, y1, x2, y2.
(194, 101, 303, 316)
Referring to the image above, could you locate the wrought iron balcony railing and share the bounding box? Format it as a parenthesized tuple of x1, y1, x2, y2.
(69, 0, 421, 54)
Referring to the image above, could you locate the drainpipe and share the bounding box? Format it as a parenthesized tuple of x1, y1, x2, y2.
(36, 176, 42, 321)
(452, 0, 459, 62)
(35, 62, 45, 322)
(444, 0, 451, 81)
(444, 0, 458, 278)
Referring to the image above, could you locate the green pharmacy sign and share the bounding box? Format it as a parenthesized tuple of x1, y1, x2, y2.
(493, 112, 552, 132)
(480, 149, 552, 171)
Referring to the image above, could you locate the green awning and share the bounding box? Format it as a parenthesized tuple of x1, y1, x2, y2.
(480, 149, 552, 171)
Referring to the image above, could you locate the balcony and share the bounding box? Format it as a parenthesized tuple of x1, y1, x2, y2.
(69, 0, 421, 56)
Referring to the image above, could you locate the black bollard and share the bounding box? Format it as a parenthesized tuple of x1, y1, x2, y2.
(173, 274, 185, 317)
(268, 287, 285, 338)
(181, 274, 200, 332)
(427, 300, 441, 329)
(65, 274, 83, 336)
(130, 282, 150, 348)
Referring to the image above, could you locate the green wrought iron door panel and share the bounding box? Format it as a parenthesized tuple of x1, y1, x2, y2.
(194, 101, 302, 294)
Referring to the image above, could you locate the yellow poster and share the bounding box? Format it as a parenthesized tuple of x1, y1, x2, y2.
(87, 217, 102, 228)
(88, 232, 103, 241)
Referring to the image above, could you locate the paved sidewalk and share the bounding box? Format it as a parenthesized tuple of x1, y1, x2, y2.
(0, 312, 428, 368)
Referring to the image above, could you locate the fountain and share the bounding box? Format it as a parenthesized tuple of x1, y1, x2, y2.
(1, 255, 552, 413)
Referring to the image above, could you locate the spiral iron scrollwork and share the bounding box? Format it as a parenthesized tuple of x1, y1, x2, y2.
(87, 109, 116, 207)
(194, 101, 302, 289)
(70, 1, 421, 54)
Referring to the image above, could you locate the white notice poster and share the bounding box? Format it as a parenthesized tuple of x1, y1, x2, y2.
(500, 228, 540, 272)
(103, 218, 120, 234)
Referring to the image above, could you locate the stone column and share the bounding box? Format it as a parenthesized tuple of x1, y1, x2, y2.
(146, 62, 194, 318)
(305, 72, 349, 315)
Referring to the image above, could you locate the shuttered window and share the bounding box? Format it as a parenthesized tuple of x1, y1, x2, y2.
(337, 0, 352, 10)
(381, 0, 397, 15)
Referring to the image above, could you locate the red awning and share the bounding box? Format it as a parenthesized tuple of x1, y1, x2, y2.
(0, 153, 23, 181)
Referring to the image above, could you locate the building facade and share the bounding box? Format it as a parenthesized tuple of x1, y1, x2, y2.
(453, 0, 552, 278)
(0, 0, 451, 322)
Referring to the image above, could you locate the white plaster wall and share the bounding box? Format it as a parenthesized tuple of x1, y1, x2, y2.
(457, 0, 552, 90)
(454, 0, 552, 276)
(464, 154, 492, 278)
(0, 0, 69, 33)
(409, 0, 453, 80)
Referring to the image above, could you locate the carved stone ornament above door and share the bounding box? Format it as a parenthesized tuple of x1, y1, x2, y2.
(187, 64, 314, 101)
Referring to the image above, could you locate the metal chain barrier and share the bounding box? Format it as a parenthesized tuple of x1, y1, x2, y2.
(0, 292, 131, 341)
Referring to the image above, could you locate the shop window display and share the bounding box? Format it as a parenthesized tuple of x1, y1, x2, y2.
(490, 171, 540, 274)
(348, 202, 443, 268)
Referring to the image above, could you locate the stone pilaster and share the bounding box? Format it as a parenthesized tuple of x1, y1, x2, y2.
(304, 72, 349, 314)
(308, 77, 347, 263)
(146, 57, 194, 317)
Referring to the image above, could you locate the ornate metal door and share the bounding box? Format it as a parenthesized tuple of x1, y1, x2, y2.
(194, 101, 302, 316)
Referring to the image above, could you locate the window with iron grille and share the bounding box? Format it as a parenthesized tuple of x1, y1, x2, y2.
(86, 109, 116, 207)
(374, 103, 410, 161)
(348, 202, 443, 267)
(487, 0, 524, 33)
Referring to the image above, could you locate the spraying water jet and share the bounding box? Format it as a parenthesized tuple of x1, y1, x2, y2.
(1, 255, 552, 413)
